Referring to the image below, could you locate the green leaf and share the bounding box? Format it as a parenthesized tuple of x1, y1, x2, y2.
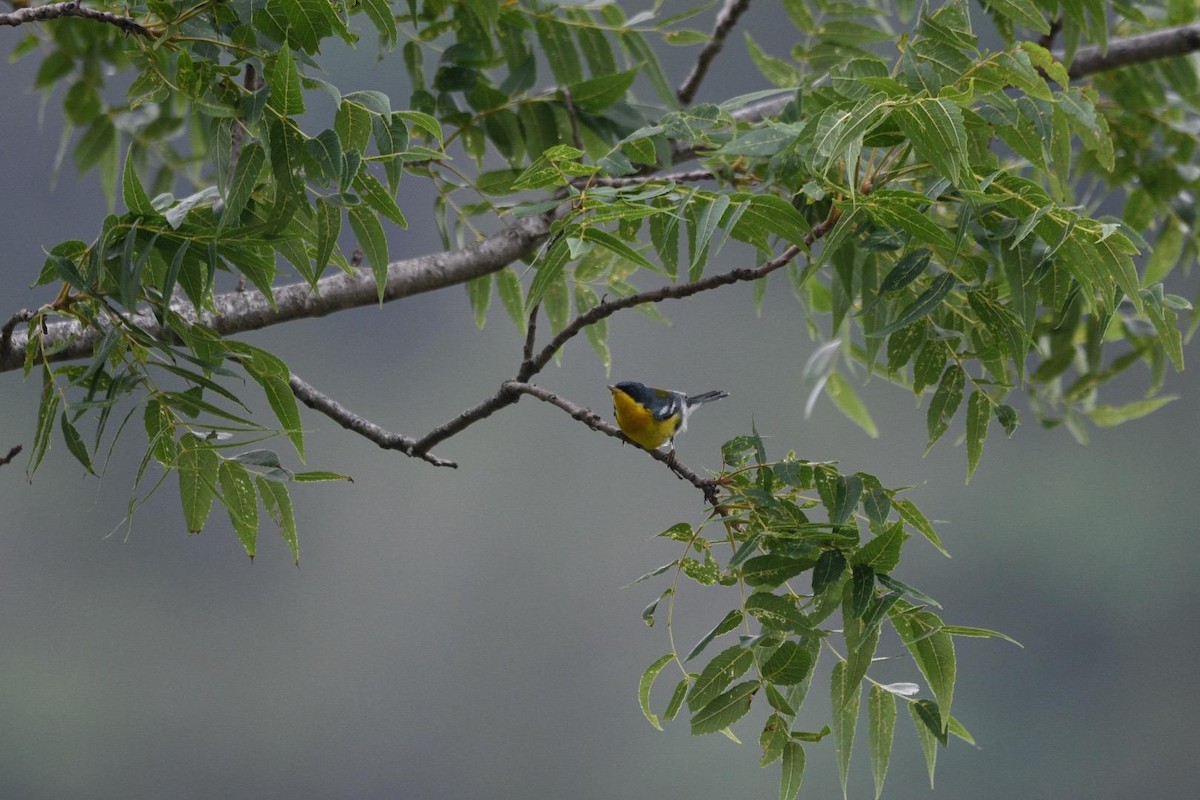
(812, 549, 847, 595)
(762, 641, 813, 686)
(219, 460, 259, 558)
(121, 147, 154, 215)
(852, 522, 904, 573)
(566, 67, 639, 112)
(745, 32, 802, 88)
(581, 228, 661, 274)
(890, 602, 955, 731)
(687, 645, 754, 712)
(496, 267, 526, 334)
(221, 142, 266, 227)
(941, 625, 1023, 647)
(778, 741, 806, 800)
(348, 205, 390, 304)
(29, 381, 61, 477)
(663, 677, 689, 723)
(893, 97, 971, 187)
(734, 193, 813, 248)
(965, 390, 990, 482)
(313, 198, 341, 282)
(1085, 396, 1177, 428)
(292, 470, 353, 482)
(143, 399, 177, 466)
(354, 170, 408, 229)
(638, 653, 675, 731)
(893, 497, 949, 556)
(689, 195, 731, 281)
(258, 374, 304, 460)
(60, 411, 94, 474)
(525, 237, 570, 311)
(868, 273, 955, 337)
(335, 100, 373, 154)
(684, 609, 743, 662)
(267, 46, 305, 116)
(761, 714, 789, 766)
(824, 372, 879, 437)
(690, 680, 757, 736)
(741, 554, 816, 588)
(868, 685, 897, 800)
(910, 700, 940, 787)
(535, 16, 583, 86)
(925, 365, 965, 454)
(178, 433, 219, 533)
(830, 661, 861, 800)
(985, 0, 1052, 33)
(746, 592, 812, 633)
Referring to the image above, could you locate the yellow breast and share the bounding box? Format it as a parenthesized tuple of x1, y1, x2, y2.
(611, 388, 680, 450)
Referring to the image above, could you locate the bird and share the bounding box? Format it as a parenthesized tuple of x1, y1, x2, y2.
(608, 381, 729, 451)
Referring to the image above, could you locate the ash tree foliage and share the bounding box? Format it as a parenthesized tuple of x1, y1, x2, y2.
(3, 0, 1200, 795)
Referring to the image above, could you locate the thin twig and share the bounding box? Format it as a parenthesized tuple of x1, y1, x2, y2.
(411, 382, 522, 456)
(1038, 16, 1062, 50)
(0, 1, 150, 34)
(0, 444, 22, 468)
(504, 382, 721, 503)
(520, 300, 541, 373)
(676, 0, 755, 106)
(561, 88, 584, 151)
(584, 169, 716, 189)
(289, 374, 457, 468)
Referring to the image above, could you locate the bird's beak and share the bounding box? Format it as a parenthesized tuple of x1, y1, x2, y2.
(607, 385, 616, 392)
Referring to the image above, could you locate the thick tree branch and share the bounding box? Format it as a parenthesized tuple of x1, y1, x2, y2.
(504, 382, 721, 503)
(0, 1, 150, 34)
(676, 0, 755, 106)
(289, 375, 457, 468)
(1066, 24, 1200, 78)
(1, 309, 34, 362)
(1, 213, 555, 374)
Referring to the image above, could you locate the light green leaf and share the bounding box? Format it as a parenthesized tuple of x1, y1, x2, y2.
(220, 142, 266, 227)
(890, 602, 955, 731)
(313, 198, 340, 282)
(684, 609, 743, 662)
(1085, 396, 1177, 428)
(255, 374, 305, 461)
(893, 497, 948, 556)
(965, 390, 990, 482)
(986, 0, 1052, 33)
(639, 653, 675, 731)
(825, 371, 879, 438)
(121, 146, 154, 215)
(335, 100, 373, 154)
(354, 170, 408, 229)
(910, 700, 939, 787)
(941, 625, 1023, 647)
(868, 273, 956, 338)
(868, 685, 897, 800)
(143, 399, 177, 466)
(495, 267, 526, 334)
(467, 273, 491, 329)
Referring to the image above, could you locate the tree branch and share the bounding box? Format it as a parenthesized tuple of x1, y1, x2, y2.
(676, 0, 755, 106)
(411, 382, 522, 456)
(0, 309, 34, 363)
(504, 381, 721, 503)
(1066, 24, 1200, 78)
(289, 374, 457, 468)
(0, 444, 22, 468)
(0, 1, 150, 35)
(1, 212, 556, 374)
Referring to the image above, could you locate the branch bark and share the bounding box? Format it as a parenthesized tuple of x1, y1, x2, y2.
(0, 1, 150, 34)
(1066, 24, 1200, 78)
(1, 213, 555, 374)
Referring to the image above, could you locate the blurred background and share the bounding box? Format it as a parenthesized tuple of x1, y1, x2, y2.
(2, 3, 1199, 798)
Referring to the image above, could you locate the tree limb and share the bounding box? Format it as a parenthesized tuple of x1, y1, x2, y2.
(1066, 24, 1200, 78)
(289, 374, 457, 468)
(676, 0, 755, 106)
(0, 1, 150, 34)
(506, 381, 722, 503)
(1, 212, 556, 374)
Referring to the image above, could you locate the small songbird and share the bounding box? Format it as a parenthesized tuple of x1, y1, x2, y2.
(608, 381, 729, 451)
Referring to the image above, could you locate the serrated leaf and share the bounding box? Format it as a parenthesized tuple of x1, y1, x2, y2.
(868, 272, 956, 337)
(779, 741, 805, 800)
(178, 434, 218, 533)
(910, 701, 939, 787)
(868, 685, 897, 800)
(893, 498, 948, 556)
(812, 549, 847, 595)
(893, 97, 971, 187)
(664, 677, 689, 722)
(638, 653, 674, 731)
(348, 205, 390, 304)
(267, 46, 304, 116)
(687, 645, 753, 711)
(762, 641, 813, 686)
(965, 390, 990, 482)
(220, 142, 265, 227)
(143, 399, 177, 466)
(890, 602, 955, 731)
(941, 625, 1023, 647)
(925, 365, 965, 454)
(741, 554, 815, 588)
(60, 411, 94, 474)
(830, 661, 861, 799)
(690, 680, 757, 736)
(219, 460, 258, 558)
(253, 374, 304, 460)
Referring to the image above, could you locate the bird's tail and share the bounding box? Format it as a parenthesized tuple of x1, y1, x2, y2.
(685, 390, 729, 407)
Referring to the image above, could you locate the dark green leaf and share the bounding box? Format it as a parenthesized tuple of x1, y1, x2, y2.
(690, 680, 757, 736)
